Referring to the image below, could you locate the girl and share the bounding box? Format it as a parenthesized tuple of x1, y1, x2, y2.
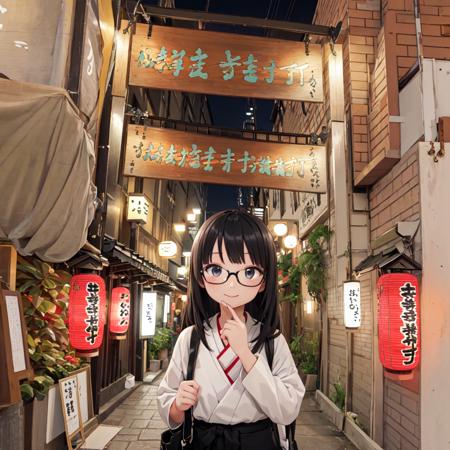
(158, 209, 305, 450)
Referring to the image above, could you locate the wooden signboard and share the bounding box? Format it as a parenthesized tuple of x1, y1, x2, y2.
(129, 24, 323, 103)
(0, 290, 33, 406)
(124, 125, 327, 194)
(59, 375, 85, 450)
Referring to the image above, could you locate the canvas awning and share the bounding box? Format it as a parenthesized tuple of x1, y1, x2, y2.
(0, 79, 97, 262)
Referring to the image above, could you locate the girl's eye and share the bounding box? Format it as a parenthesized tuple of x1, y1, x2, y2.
(244, 267, 262, 279)
(206, 265, 223, 277)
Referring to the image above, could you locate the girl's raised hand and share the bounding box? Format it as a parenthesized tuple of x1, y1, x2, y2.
(220, 304, 249, 358)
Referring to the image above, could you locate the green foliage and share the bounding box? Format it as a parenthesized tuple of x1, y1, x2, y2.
(278, 252, 302, 305)
(290, 335, 319, 375)
(17, 257, 81, 401)
(297, 224, 331, 303)
(331, 380, 346, 411)
(149, 327, 173, 359)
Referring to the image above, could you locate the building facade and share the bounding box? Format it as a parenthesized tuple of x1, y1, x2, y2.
(269, 0, 450, 448)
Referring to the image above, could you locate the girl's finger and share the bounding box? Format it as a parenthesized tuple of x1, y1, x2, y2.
(182, 385, 198, 395)
(226, 304, 243, 323)
(180, 391, 197, 402)
(185, 380, 200, 390)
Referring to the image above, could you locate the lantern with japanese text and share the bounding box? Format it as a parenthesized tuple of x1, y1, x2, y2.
(69, 274, 106, 357)
(377, 273, 420, 372)
(109, 287, 131, 335)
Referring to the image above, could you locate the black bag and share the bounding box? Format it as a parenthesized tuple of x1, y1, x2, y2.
(160, 327, 200, 450)
(265, 337, 299, 450)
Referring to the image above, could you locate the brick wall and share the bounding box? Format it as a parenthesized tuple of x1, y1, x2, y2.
(369, 145, 420, 240)
(384, 380, 421, 449)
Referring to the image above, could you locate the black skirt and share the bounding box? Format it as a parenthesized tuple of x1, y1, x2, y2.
(192, 418, 282, 450)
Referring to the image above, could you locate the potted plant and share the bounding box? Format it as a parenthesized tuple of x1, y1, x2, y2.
(16, 257, 81, 450)
(150, 327, 173, 370)
(290, 335, 319, 391)
(148, 343, 161, 372)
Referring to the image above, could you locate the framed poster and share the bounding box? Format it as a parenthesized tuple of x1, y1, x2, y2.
(59, 375, 85, 450)
(0, 290, 33, 405)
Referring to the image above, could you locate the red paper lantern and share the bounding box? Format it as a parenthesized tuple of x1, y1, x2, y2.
(109, 287, 131, 334)
(69, 274, 106, 357)
(377, 273, 420, 372)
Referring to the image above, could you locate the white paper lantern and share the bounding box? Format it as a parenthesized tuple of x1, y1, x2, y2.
(127, 193, 150, 224)
(283, 235, 298, 249)
(158, 241, 177, 257)
(344, 281, 361, 328)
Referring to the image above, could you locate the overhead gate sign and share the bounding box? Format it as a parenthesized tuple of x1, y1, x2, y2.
(129, 24, 323, 102)
(124, 125, 327, 194)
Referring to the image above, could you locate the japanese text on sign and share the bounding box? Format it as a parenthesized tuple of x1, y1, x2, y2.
(125, 126, 327, 194)
(140, 292, 157, 337)
(61, 377, 81, 435)
(399, 282, 418, 366)
(129, 25, 324, 103)
(119, 293, 130, 327)
(85, 282, 100, 345)
(136, 47, 318, 98)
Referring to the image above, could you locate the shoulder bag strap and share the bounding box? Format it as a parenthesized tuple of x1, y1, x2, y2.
(182, 327, 200, 446)
(265, 336, 297, 449)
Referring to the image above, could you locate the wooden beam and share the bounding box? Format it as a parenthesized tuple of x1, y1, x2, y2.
(354, 149, 400, 187)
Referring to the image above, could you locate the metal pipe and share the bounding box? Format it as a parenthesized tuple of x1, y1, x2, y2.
(133, 4, 339, 38)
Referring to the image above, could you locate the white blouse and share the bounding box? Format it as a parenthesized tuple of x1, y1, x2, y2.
(157, 313, 305, 449)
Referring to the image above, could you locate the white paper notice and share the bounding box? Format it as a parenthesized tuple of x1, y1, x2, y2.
(60, 376, 81, 435)
(5, 294, 26, 372)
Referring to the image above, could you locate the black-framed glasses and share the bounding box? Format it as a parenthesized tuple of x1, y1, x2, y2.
(201, 264, 264, 287)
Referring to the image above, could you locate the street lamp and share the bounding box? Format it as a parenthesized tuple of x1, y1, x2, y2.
(187, 213, 197, 222)
(273, 222, 288, 237)
(283, 235, 298, 249)
(174, 223, 186, 232)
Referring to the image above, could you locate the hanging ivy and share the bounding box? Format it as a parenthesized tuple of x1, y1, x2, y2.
(297, 224, 331, 303)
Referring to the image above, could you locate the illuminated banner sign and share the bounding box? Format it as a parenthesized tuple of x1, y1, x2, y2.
(129, 24, 323, 103)
(124, 125, 327, 193)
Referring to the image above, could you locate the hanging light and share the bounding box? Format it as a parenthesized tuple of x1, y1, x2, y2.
(274, 223, 288, 237)
(181, 294, 188, 302)
(158, 241, 177, 257)
(174, 223, 186, 232)
(377, 273, 420, 373)
(306, 300, 313, 315)
(284, 235, 298, 249)
(187, 213, 197, 222)
(177, 266, 187, 278)
(69, 274, 106, 357)
(192, 208, 201, 215)
(182, 251, 191, 257)
(343, 281, 361, 329)
(109, 287, 131, 334)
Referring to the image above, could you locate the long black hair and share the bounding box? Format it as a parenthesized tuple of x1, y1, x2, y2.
(182, 209, 281, 352)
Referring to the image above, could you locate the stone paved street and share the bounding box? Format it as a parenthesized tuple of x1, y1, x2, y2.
(104, 377, 358, 450)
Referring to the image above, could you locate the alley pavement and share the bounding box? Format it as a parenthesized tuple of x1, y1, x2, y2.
(104, 377, 358, 450)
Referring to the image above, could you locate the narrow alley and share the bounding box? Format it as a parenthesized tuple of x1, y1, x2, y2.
(104, 377, 357, 450)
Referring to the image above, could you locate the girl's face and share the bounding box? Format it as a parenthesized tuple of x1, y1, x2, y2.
(201, 240, 265, 309)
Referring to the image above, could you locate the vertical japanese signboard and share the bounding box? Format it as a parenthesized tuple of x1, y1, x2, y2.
(343, 281, 361, 329)
(141, 292, 157, 337)
(125, 125, 327, 193)
(59, 375, 84, 450)
(129, 24, 323, 102)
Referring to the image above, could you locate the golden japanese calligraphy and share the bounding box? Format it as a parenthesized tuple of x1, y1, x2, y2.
(124, 125, 327, 194)
(129, 24, 323, 102)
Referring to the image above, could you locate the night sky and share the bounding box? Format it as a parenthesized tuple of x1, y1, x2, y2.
(143, 0, 318, 213)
